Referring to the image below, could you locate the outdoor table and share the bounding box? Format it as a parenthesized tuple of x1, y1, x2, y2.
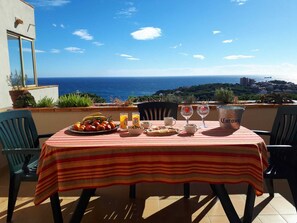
(34, 121, 268, 223)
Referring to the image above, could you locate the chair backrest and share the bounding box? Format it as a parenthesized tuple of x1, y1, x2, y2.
(270, 105, 297, 145)
(0, 110, 39, 173)
(137, 102, 178, 120)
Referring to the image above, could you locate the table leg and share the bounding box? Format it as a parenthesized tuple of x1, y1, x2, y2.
(210, 184, 256, 223)
(70, 188, 96, 223)
(50, 192, 63, 223)
(210, 184, 241, 223)
(243, 184, 256, 223)
(184, 183, 190, 198)
(129, 184, 136, 199)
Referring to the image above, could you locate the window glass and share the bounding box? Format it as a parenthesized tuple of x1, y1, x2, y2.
(22, 39, 35, 85)
(7, 35, 22, 83)
(7, 33, 37, 87)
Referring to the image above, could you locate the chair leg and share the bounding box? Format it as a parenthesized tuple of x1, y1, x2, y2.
(129, 184, 136, 198)
(7, 174, 21, 223)
(183, 183, 190, 198)
(287, 176, 297, 211)
(265, 178, 274, 197)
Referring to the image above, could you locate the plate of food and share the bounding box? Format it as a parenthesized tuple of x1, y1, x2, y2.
(145, 125, 180, 136)
(68, 112, 118, 134)
(68, 126, 118, 134)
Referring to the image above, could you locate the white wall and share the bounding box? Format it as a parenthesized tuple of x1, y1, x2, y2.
(0, 0, 35, 109)
(29, 86, 59, 103)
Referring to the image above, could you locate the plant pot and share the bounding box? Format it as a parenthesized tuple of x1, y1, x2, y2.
(9, 90, 28, 108)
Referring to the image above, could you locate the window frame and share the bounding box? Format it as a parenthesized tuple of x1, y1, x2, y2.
(7, 31, 38, 87)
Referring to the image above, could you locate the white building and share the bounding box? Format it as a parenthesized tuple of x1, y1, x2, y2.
(0, 0, 58, 109)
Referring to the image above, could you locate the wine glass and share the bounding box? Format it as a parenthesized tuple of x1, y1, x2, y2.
(197, 102, 210, 128)
(180, 105, 193, 125)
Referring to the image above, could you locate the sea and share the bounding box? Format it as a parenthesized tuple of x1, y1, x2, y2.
(38, 75, 268, 102)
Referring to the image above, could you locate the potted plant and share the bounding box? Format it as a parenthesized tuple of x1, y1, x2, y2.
(214, 87, 235, 104)
(14, 91, 36, 108)
(6, 70, 27, 107)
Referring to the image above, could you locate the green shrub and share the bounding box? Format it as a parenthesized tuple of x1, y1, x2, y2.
(14, 92, 36, 108)
(57, 94, 93, 107)
(7, 70, 27, 90)
(180, 95, 196, 104)
(258, 93, 294, 104)
(74, 92, 106, 103)
(36, 96, 55, 107)
(214, 87, 234, 103)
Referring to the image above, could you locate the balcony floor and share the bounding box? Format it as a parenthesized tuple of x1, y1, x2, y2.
(0, 166, 297, 223)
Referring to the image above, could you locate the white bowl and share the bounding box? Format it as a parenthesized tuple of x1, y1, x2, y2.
(184, 124, 198, 134)
(141, 121, 152, 129)
(128, 126, 144, 135)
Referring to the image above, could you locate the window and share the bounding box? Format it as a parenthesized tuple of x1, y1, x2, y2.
(7, 32, 37, 87)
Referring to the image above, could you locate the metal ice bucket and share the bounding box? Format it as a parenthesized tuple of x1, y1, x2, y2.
(217, 105, 245, 129)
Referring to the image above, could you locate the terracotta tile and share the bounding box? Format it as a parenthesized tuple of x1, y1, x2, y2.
(159, 196, 182, 210)
(250, 217, 262, 223)
(281, 214, 297, 223)
(142, 197, 159, 219)
(192, 216, 211, 223)
(269, 197, 296, 214)
(207, 195, 245, 216)
(0, 199, 8, 212)
(254, 195, 279, 215)
(1, 163, 296, 223)
(208, 215, 231, 223)
(192, 195, 216, 217)
(257, 214, 287, 223)
(205, 200, 226, 216)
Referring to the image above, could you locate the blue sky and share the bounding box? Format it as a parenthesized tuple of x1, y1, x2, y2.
(28, 0, 297, 80)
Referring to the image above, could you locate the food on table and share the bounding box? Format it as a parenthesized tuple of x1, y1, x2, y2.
(72, 112, 117, 132)
(82, 112, 107, 122)
(127, 125, 144, 135)
(145, 126, 179, 136)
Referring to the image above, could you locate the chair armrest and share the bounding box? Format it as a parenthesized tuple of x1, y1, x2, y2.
(38, 133, 53, 139)
(2, 148, 41, 155)
(266, 145, 297, 152)
(253, 130, 271, 136)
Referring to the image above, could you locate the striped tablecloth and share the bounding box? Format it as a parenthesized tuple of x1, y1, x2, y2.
(34, 121, 268, 205)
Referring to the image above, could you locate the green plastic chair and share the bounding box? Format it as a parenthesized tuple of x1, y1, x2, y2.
(0, 110, 52, 222)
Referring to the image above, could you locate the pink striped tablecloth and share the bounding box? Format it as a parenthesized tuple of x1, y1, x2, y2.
(34, 121, 268, 205)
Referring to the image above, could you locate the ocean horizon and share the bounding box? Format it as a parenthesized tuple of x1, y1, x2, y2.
(38, 75, 270, 102)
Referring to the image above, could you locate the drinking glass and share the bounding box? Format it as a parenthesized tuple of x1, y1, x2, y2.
(120, 113, 128, 130)
(180, 105, 193, 125)
(197, 102, 210, 128)
(132, 112, 140, 127)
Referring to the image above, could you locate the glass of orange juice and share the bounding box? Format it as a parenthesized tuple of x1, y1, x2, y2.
(120, 113, 128, 130)
(132, 112, 140, 127)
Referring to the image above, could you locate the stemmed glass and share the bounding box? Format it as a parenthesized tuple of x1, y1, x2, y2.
(180, 105, 193, 125)
(197, 102, 210, 128)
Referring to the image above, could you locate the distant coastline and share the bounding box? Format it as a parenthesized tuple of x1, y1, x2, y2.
(38, 75, 267, 101)
(153, 79, 297, 102)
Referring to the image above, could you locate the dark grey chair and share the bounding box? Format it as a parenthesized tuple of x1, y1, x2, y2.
(253, 105, 297, 210)
(137, 101, 178, 120)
